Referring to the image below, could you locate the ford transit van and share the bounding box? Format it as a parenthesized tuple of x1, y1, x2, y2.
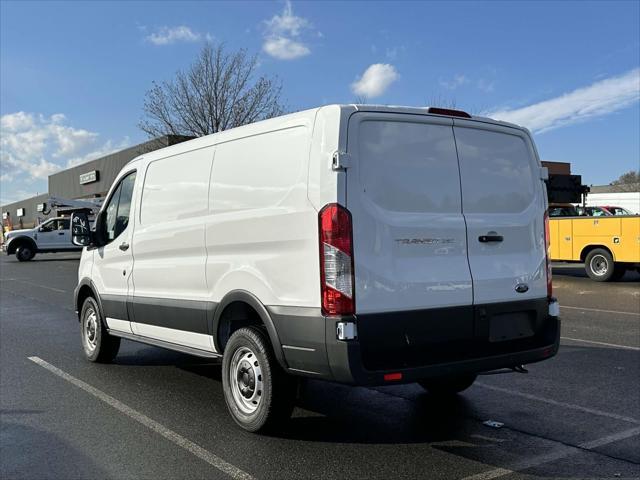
(71, 105, 560, 432)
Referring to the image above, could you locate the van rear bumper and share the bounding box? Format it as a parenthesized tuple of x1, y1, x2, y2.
(269, 298, 560, 386)
(325, 316, 559, 386)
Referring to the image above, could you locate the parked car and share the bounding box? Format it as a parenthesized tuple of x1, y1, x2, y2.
(599, 205, 635, 216)
(71, 105, 560, 432)
(549, 205, 579, 217)
(3, 217, 81, 261)
(575, 206, 612, 217)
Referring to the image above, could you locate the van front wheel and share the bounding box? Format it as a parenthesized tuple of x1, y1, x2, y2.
(222, 327, 296, 432)
(418, 373, 477, 396)
(80, 297, 121, 363)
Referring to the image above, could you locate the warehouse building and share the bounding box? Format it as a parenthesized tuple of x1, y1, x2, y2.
(1, 135, 192, 229)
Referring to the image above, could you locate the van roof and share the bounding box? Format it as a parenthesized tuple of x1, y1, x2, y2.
(131, 104, 527, 164)
(346, 104, 526, 130)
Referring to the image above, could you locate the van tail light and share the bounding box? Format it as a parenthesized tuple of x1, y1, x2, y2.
(544, 211, 552, 298)
(319, 203, 355, 316)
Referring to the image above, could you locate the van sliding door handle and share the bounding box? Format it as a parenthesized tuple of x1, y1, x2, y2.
(119, 242, 130, 251)
(478, 235, 503, 243)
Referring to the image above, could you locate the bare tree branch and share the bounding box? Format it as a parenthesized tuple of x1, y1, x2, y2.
(425, 95, 457, 110)
(139, 42, 285, 138)
(611, 170, 640, 191)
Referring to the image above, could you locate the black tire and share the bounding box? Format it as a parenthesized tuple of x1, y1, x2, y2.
(15, 244, 35, 261)
(222, 327, 296, 432)
(80, 297, 121, 363)
(584, 248, 615, 281)
(418, 373, 477, 396)
(611, 265, 627, 281)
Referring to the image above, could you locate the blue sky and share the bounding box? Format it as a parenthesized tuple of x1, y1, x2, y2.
(1, 0, 639, 204)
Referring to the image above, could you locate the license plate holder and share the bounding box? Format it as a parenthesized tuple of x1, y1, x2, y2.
(489, 312, 535, 342)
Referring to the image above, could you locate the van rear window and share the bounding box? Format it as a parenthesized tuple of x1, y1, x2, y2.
(357, 120, 462, 214)
(455, 127, 535, 214)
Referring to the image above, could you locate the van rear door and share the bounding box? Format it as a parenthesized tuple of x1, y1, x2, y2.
(453, 120, 547, 305)
(346, 112, 474, 367)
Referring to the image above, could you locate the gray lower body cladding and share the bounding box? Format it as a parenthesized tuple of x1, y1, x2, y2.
(74, 282, 559, 386)
(269, 298, 560, 386)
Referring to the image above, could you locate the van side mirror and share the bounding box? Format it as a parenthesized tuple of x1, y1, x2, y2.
(71, 211, 93, 247)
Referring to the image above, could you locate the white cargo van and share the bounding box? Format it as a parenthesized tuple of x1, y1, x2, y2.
(71, 105, 560, 432)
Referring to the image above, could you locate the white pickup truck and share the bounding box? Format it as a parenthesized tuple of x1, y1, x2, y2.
(3, 217, 82, 261)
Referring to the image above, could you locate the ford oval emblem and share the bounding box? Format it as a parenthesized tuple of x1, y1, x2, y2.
(515, 283, 529, 293)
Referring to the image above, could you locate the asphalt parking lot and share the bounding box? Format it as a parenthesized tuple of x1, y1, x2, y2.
(1, 253, 638, 480)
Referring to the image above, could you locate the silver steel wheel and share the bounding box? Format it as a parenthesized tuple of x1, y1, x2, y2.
(590, 254, 609, 276)
(229, 346, 263, 415)
(82, 306, 99, 353)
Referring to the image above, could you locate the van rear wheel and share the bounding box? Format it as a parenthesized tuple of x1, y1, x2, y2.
(222, 327, 296, 432)
(418, 373, 477, 396)
(584, 248, 615, 281)
(80, 297, 121, 363)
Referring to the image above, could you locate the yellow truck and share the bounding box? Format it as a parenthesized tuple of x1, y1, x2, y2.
(549, 215, 640, 281)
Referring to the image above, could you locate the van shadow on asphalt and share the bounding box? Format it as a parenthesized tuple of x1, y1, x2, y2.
(180, 360, 476, 446)
(117, 346, 473, 445)
(115, 343, 640, 449)
(104, 342, 640, 478)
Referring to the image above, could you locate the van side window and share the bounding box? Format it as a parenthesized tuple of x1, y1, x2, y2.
(103, 172, 136, 243)
(116, 173, 136, 234)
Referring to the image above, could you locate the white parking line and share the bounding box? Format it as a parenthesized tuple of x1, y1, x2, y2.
(560, 305, 640, 317)
(475, 383, 640, 425)
(561, 336, 640, 351)
(28, 356, 254, 480)
(1, 278, 67, 294)
(461, 426, 640, 480)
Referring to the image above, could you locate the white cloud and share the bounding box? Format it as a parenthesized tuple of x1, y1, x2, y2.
(488, 68, 640, 133)
(263, 37, 310, 60)
(146, 25, 204, 46)
(262, 1, 313, 60)
(1, 111, 35, 131)
(265, 0, 309, 37)
(351, 63, 399, 98)
(477, 78, 495, 93)
(440, 74, 468, 90)
(0, 112, 128, 202)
